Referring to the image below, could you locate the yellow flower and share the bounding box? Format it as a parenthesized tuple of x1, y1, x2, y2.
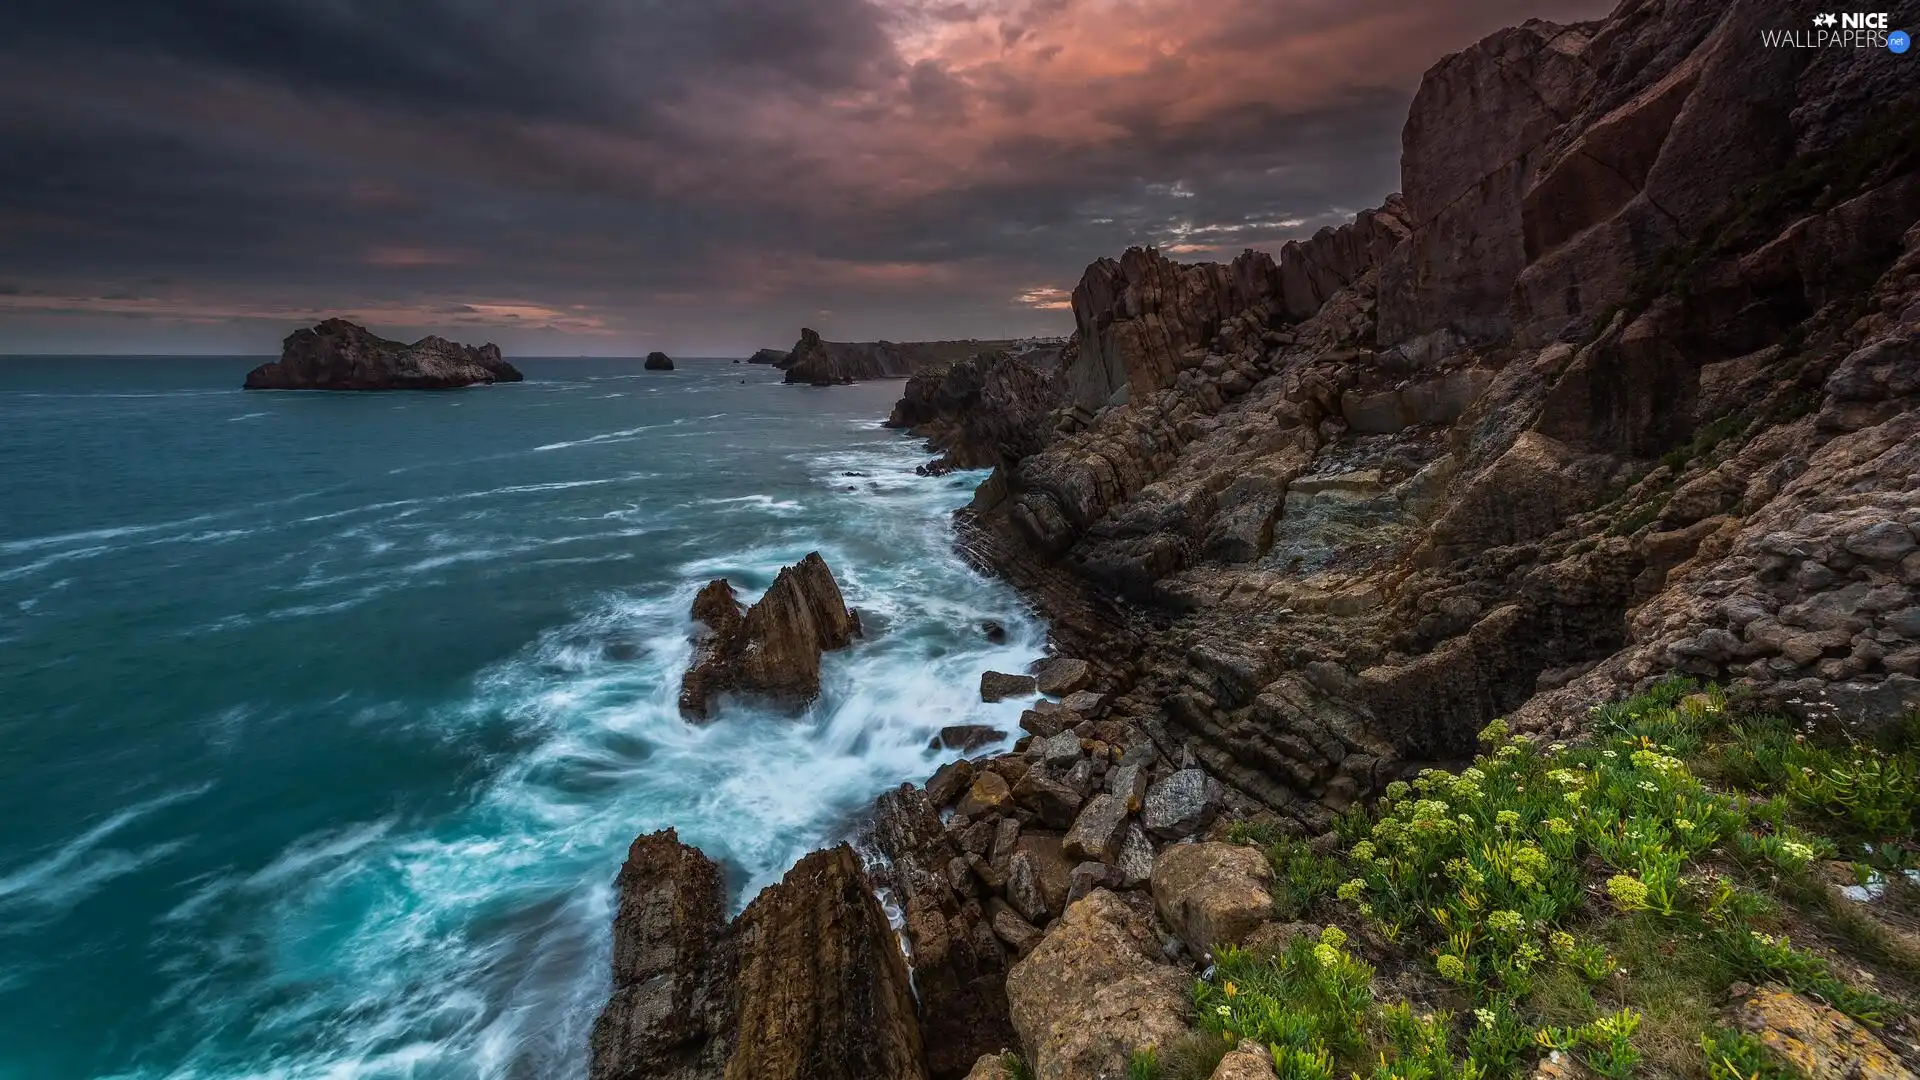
(1223, 981, 1238, 998)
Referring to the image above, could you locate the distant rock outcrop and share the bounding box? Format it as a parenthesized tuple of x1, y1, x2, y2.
(242, 318, 522, 390)
(646, 351, 675, 371)
(749, 348, 790, 366)
(679, 552, 862, 720)
(780, 328, 1037, 386)
(588, 830, 928, 1080)
(885, 351, 1064, 470)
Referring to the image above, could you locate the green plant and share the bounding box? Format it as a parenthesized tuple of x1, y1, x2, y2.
(1128, 1046, 1162, 1080)
(1001, 1051, 1034, 1080)
(1700, 1028, 1796, 1080)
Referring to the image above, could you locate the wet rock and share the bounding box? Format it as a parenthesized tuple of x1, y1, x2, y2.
(1020, 708, 1066, 739)
(244, 318, 523, 390)
(1151, 842, 1274, 958)
(1005, 889, 1190, 1080)
(678, 553, 860, 720)
(927, 760, 976, 808)
(981, 671, 1039, 702)
(932, 725, 1005, 753)
(1035, 658, 1093, 696)
(980, 620, 1009, 644)
(1062, 794, 1130, 864)
(645, 351, 675, 371)
(1141, 769, 1225, 841)
(1730, 984, 1913, 1080)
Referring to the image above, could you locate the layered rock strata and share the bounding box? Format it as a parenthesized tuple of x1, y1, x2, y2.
(679, 552, 861, 719)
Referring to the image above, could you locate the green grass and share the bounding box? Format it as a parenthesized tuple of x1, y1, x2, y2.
(1148, 679, 1917, 1079)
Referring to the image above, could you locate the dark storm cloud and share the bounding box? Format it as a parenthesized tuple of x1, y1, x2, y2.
(0, 0, 1615, 354)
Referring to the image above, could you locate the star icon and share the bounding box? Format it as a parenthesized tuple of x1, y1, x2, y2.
(1813, 12, 1838, 26)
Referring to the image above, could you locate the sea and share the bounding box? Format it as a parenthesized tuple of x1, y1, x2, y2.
(0, 356, 1046, 1080)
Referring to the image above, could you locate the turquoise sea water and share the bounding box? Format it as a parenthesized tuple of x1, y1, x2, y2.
(0, 357, 1044, 1080)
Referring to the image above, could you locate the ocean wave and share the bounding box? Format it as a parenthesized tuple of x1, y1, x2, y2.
(0, 784, 211, 920)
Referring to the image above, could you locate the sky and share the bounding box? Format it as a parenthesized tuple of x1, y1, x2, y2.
(0, 0, 1613, 356)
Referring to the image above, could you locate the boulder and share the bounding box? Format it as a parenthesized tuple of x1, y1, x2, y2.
(1150, 843, 1274, 957)
(957, 771, 1015, 818)
(963, 1053, 1018, 1080)
(1058, 691, 1104, 716)
(1114, 826, 1155, 890)
(646, 351, 675, 371)
(1008, 832, 1075, 920)
(1004, 889, 1190, 1080)
(926, 760, 976, 808)
(243, 318, 523, 390)
(1061, 794, 1130, 864)
(1107, 763, 1149, 813)
(1013, 769, 1084, 830)
(1035, 658, 1093, 696)
(1141, 769, 1225, 841)
(588, 835, 927, 1080)
(981, 671, 1039, 702)
(678, 553, 861, 720)
(1212, 1041, 1280, 1080)
(1730, 985, 1913, 1080)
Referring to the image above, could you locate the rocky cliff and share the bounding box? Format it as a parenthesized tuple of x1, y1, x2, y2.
(886, 350, 1066, 471)
(588, 832, 926, 1080)
(967, 0, 1920, 823)
(242, 318, 522, 390)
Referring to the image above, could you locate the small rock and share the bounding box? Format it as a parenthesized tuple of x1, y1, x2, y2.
(959, 819, 997, 857)
(957, 770, 1014, 817)
(989, 899, 1045, 955)
(1006, 852, 1050, 923)
(980, 620, 1009, 644)
(1041, 730, 1084, 768)
(1059, 690, 1105, 716)
(931, 724, 1004, 753)
(1063, 793, 1131, 864)
(1151, 842, 1274, 957)
(1114, 825, 1155, 889)
(1020, 708, 1065, 738)
(982, 671, 1039, 702)
(1067, 861, 1115, 905)
(1065, 758, 1095, 796)
(1013, 769, 1085, 830)
(991, 817, 1022, 865)
(1142, 768, 1225, 840)
(1212, 1040, 1280, 1080)
(1108, 762, 1149, 812)
(1845, 522, 1918, 563)
(1035, 657, 1093, 696)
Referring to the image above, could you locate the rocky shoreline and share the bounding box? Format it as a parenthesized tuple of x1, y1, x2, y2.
(590, 0, 1920, 1077)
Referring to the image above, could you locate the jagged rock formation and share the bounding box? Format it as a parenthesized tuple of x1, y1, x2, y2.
(962, 0, 1920, 830)
(242, 318, 522, 390)
(646, 351, 675, 371)
(588, 831, 927, 1080)
(679, 553, 861, 720)
(886, 351, 1065, 470)
(749, 348, 791, 366)
(781, 328, 1033, 386)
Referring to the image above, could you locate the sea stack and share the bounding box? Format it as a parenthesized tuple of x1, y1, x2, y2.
(242, 319, 522, 390)
(678, 552, 861, 720)
(645, 351, 675, 371)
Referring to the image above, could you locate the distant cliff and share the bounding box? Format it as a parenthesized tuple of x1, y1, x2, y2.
(779, 327, 1046, 386)
(243, 319, 522, 390)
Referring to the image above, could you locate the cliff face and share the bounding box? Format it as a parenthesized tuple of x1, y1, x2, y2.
(589, 832, 927, 1080)
(886, 351, 1065, 471)
(242, 318, 522, 390)
(679, 553, 862, 720)
(969, 0, 1920, 821)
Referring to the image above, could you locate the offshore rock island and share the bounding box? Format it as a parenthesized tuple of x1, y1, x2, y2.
(590, 1, 1920, 1078)
(242, 318, 522, 390)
